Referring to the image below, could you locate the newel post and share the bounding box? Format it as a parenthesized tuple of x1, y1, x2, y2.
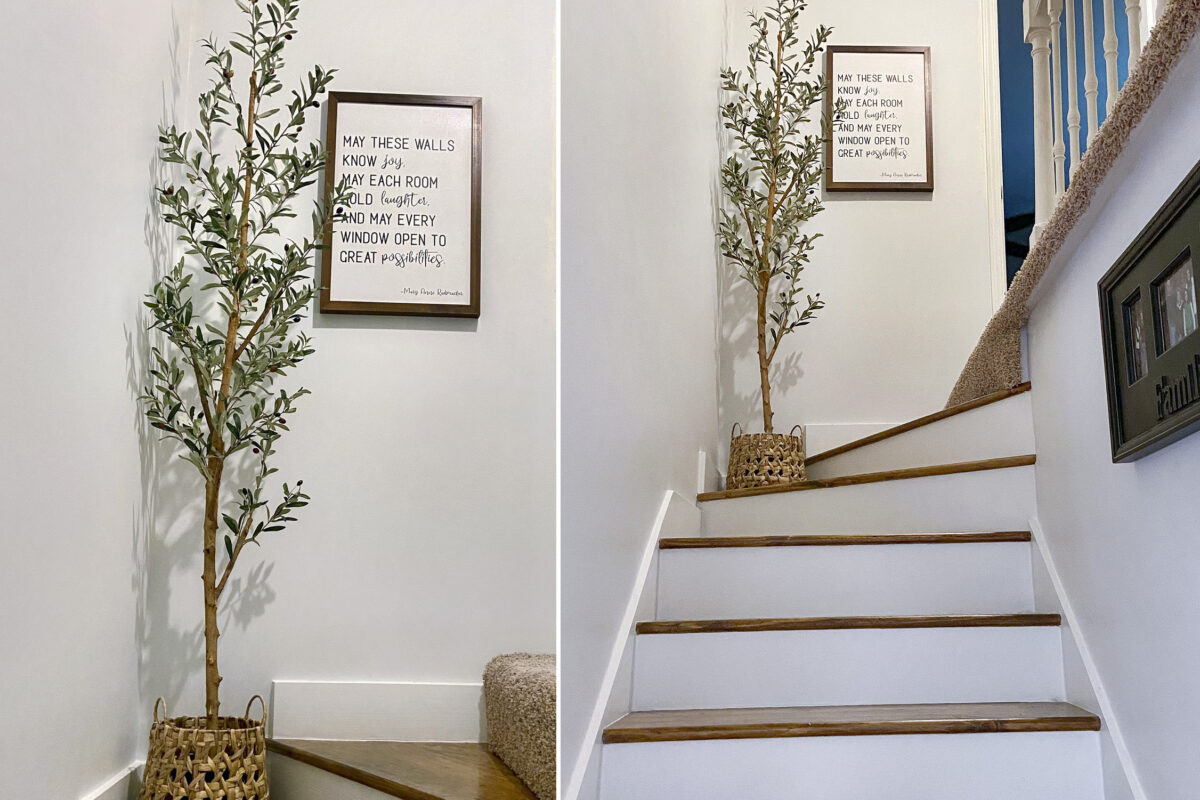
(1025, 0, 1054, 246)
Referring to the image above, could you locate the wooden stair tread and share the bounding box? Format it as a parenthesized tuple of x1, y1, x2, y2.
(636, 613, 1060, 635)
(267, 740, 535, 800)
(660, 531, 1032, 549)
(603, 701, 1099, 744)
(697, 455, 1036, 502)
(805, 381, 1032, 466)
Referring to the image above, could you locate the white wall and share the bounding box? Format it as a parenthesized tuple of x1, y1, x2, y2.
(0, 2, 194, 797)
(718, 0, 998, 455)
(1024, 34, 1200, 800)
(0, 2, 555, 794)
(561, 0, 724, 793)
(139, 0, 557, 727)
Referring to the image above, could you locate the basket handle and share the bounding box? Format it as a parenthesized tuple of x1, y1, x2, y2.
(789, 425, 803, 438)
(153, 697, 167, 723)
(730, 422, 743, 443)
(245, 695, 268, 725)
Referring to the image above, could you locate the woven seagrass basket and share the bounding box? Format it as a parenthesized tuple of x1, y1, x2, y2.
(139, 697, 269, 800)
(726, 423, 806, 490)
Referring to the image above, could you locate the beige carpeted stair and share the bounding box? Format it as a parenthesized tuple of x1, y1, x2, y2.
(484, 653, 556, 800)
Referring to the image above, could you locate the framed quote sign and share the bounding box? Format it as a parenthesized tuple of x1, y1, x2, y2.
(1099, 159, 1200, 462)
(320, 92, 482, 317)
(824, 45, 933, 192)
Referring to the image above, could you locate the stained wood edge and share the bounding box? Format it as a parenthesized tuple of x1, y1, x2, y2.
(602, 710, 1100, 744)
(698, 454, 1037, 502)
(268, 739, 444, 800)
(659, 531, 1032, 549)
(635, 613, 1061, 635)
(805, 382, 1032, 467)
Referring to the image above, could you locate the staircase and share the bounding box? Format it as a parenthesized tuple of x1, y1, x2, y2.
(597, 383, 1109, 799)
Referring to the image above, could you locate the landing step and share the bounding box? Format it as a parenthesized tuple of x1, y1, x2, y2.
(806, 381, 1031, 466)
(698, 455, 1037, 502)
(660, 531, 1031, 548)
(635, 614, 1059, 635)
(603, 701, 1099, 744)
(267, 740, 535, 800)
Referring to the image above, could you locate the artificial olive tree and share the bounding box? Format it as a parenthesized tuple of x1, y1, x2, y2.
(718, 0, 839, 433)
(141, 0, 351, 728)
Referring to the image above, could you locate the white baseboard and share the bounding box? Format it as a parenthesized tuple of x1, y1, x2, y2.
(697, 449, 721, 494)
(271, 680, 485, 742)
(1028, 517, 1146, 800)
(563, 490, 700, 800)
(80, 762, 142, 800)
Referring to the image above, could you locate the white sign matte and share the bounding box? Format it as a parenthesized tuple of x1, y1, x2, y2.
(825, 47, 933, 192)
(321, 93, 482, 316)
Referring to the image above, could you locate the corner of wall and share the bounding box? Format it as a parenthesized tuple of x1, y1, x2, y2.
(563, 491, 701, 800)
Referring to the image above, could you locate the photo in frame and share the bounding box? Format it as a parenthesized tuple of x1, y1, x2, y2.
(320, 92, 482, 317)
(1099, 159, 1200, 461)
(824, 45, 933, 192)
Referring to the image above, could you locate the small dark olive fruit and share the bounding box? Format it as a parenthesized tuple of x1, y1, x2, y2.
(164, 186, 175, 195)
(285, 33, 293, 40)
(291, 315, 301, 323)
(253, 447, 260, 454)
(296, 480, 304, 486)
(336, 206, 344, 215)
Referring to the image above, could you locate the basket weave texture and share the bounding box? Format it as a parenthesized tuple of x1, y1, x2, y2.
(727, 425, 806, 490)
(139, 697, 269, 800)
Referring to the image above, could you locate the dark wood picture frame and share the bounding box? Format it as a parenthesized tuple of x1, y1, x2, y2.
(1099, 158, 1200, 462)
(320, 92, 483, 318)
(824, 45, 934, 192)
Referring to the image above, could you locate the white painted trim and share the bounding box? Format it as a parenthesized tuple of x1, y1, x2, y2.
(271, 680, 485, 742)
(981, 0, 1010, 310)
(1028, 517, 1148, 800)
(80, 762, 142, 800)
(563, 491, 699, 800)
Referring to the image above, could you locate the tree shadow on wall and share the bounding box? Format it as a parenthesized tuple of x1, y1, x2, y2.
(127, 7, 276, 726)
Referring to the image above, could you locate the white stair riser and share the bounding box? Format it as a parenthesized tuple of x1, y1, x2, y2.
(632, 627, 1065, 710)
(657, 541, 1034, 618)
(599, 731, 1103, 800)
(806, 392, 1035, 480)
(269, 754, 393, 800)
(701, 466, 1036, 537)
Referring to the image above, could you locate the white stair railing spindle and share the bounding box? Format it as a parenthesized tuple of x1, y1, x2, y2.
(1049, 0, 1066, 196)
(1082, 0, 1099, 145)
(1103, 0, 1119, 114)
(1064, 0, 1081, 178)
(1126, 0, 1143, 67)
(1026, 0, 1055, 244)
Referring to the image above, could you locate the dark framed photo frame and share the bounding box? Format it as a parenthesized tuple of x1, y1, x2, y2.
(320, 92, 482, 317)
(824, 45, 933, 192)
(1099, 159, 1200, 462)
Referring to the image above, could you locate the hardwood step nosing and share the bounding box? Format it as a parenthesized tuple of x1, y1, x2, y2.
(659, 531, 1033, 549)
(804, 381, 1032, 466)
(697, 454, 1037, 502)
(635, 614, 1061, 635)
(268, 739, 443, 800)
(602, 713, 1100, 744)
